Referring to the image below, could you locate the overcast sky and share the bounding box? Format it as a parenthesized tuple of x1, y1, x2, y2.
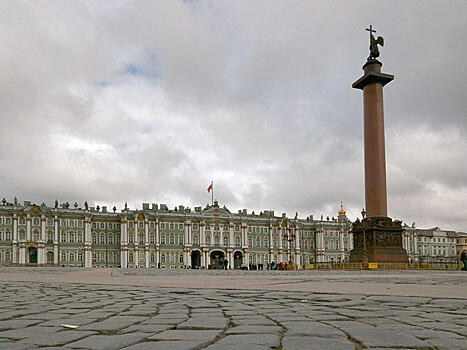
(0, 0, 466, 231)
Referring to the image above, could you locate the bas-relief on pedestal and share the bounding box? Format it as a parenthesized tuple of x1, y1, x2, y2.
(349, 25, 408, 264)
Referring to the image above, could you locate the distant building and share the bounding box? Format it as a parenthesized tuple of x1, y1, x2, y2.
(455, 231, 467, 257)
(0, 199, 352, 269)
(402, 223, 419, 263)
(415, 227, 457, 263)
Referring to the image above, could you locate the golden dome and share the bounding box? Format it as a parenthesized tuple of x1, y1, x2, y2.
(338, 201, 346, 216)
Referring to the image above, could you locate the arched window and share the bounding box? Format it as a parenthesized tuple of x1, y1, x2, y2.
(60, 252, 66, 262)
(19, 229, 26, 240)
(325, 240, 328, 249)
(77, 251, 83, 262)
(170, 252, 175, 264)
(214, 234, 220, 245)
(150, 234, 155, 244)
(223, 235, 229, 246)
(33, 230, 40, 241)
(248, 236, 253, 247)
(169, 234, 175, 245)
(273, 237, 278, 247)
(139, 222, 144, 229)
(206, 235, 211, 246)
(69, 252, 75, 262)
(19, 217, 26, 225)
(193, 234, 199, 245)
(263, 237, 269, 248)
(150, 253, 155, 263)
(256, 236, 261, 247)
(234, 235, 240, 246)
(139, 234, 144, 244)
(128, 252, 134, 263)
(47, 231, 53, 243)
(69, 232, 75, 243)
(264, 254, 269, 264)
(161, 253, 166, 263)
(100, 223, 105, 229)
(109, 253, 113, 263)
(179, 252, 184, 263)
(128, 232, 134, 244)
(92, 252, 97, 263)
(179, 234, 184, 245)
(33, 218, 40, 226)
(5, 251, 11, 261)
(160, 234, 166, 244)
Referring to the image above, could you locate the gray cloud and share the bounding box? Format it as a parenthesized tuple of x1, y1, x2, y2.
(0, 0, 465, 231)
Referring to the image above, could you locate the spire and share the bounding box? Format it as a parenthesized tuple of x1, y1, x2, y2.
(338, 201, 346, 216)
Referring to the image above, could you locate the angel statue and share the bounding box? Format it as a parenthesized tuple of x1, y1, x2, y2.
(367, 25, 384, 61)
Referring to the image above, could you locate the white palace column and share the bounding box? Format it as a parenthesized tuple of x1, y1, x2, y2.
(12, 214, 18, 264)
(315, 224, 325, 263)
(294, 226, 300, 268)
(37, 215, 46, 265)
(54, 215, 59, 265)
(134, 218, 139, 268)
(120, 218, 128, 268)
(84, 216, 92, 267)
(269, 225, 273, 264)
(278, 227, 283, 263)
(155, 219, 160, 268)
(184, 222, 191, 268)
(339, 227, 345, 262)
(144, 219, 149, 268)
(26, 214, 31, 241)
(228, 222, 234, 268)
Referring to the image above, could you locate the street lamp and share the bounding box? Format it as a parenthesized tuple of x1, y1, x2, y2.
(361, 209, 368, 265)
(286, 229, 295, 269)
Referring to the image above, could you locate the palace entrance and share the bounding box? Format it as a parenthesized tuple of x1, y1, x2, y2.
(28, 247, 37, 264)
(233, 251, 243, 269)
(191, 250, 201, 269)
(210, 250, 225, 269)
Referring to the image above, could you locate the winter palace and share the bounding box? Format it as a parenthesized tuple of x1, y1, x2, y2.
(0, 198, 353, 269)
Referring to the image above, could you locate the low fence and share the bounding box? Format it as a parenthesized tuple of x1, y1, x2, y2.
(302, 262, 461, 271)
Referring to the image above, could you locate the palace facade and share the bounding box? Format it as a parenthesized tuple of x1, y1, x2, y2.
(0, 198, 353, 269)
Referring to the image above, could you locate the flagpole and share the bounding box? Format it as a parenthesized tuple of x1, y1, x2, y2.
(211, 181, 214, 206)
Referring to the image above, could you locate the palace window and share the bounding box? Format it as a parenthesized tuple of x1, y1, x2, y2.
(150, 222, 155, 229)
(248, 236, 253, 247)
(273, 237, 278, 248)
(5, 218, 11, 225)
(161, 253, 166, 263)
(108, 223, 113, 230)
(19, 217, 26, 225)
(69, 252, 75, 262)
(139, 222, 144, 229)
(179, 224, 184, 230)
(116, 234, 121, 244)
(19, 229, 25, 240)
(128, 222, 134, 228)
(193, 234, 199, 245)
(92, 233, 97, 244)
(169, 223, 174, 230)
(214, 235, 220, 245)
(77, 221, 83, 228)
(47, 231, 53, 243)
(214, 225, 219, 231)
(33, 218, 40, 226)
(92, 252, 97, 263)
(234, 225, 240, 232)
(128, 233, 134, 244)
(61, 232, 66, 243)
(161, 223, 166, 230)
(108, 234, 114, 245)
(206, 224, 211, 231)
(116, 223, 121, 230)
(100, 234, 105, 245)
(170, 252, 175, 264)
(77, 232, 83, 243)
(61, 252, 66, 262)
(69, 232, 75, 243)
(223, 235, 228, 246)
(193, 223, 199, 230)
(47, 219, 53, 226)
(264, 228, 268, 234)
(223, 225, 229, 232)
(206, 235, 211, 245)
(169, 234, 175, 245)
(139, 234, 144, 244)
(179, 252, 184, 263)
(150, 253, 155, 263)
(234, 235, 240, 246)
(61, 220, 67, 227)
(129, 252, 134, 263)
(100, 223, 105, 229)
(5, 251, 10, 261)
(92, 223, 97, 229)
(179, 234, 184, 245)
(255, 236, 261, 247)
(248, 227, 252, 233)
(78, 251, 83, 262)
(160, 234, 166, 245)
(69, 220, 74, 227)
(256, 227, 259, 233)
(33, 230, 40, 241)
(263, 237, 269, 247)
(109, 253, 113, 263)
(150, 234, 155, 244)
(100, 252, 105, 263)
(273, 228, 277, 234)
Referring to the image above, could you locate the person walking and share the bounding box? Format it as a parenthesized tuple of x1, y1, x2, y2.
(461, 250, 467, 271)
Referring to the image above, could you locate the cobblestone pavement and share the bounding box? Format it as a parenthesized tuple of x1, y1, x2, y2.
(0, 269, 466, 349)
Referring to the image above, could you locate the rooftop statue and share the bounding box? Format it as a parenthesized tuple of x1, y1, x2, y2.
(367, 25, 384, 61)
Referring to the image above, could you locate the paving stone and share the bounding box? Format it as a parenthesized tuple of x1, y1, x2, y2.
(176, 317, 228, 330)
(65, 332, 148, 349)
(214, 333, 280, 347)
(18, 330, 97, 347)
(0, 319, 42, 330)
(118, 323, 173, 334)
(80, 316, 146, 332)
(121, 340, 208, 350)
(148, 329, 221, 341)
(282, 336, 355, 350)
(0, 326, 62, 340)
(425, 337, 467, 350)
(225, 325, 282, 334)
(204, 344, 270, 350)
(283, 321, 347, 338)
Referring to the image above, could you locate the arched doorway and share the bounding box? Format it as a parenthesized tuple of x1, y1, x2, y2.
(47, 251, 54, 265)
(28, 247, 37, 264)
(233, 251, 243, 269)
(191, 250, 201, 269)
(210, 250, 225, 269)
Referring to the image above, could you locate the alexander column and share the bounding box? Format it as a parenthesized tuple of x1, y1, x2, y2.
(349, 25, 408, 264)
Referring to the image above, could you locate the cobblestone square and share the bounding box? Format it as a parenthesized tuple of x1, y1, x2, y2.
(0, 268, 466, 349)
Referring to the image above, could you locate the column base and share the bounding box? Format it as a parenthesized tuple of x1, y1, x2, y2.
(349, 216, 408, 264)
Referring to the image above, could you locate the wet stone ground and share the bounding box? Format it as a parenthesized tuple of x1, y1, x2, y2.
(0, 281, 466, 350)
